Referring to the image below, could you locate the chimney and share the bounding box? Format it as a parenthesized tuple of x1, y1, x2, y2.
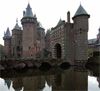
(23, 11, 25, 16)
(67, 11, 70, 23)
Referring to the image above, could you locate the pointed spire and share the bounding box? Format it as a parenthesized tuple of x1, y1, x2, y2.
(46, 29, 51, 35)
(13, 19, 21, 30)
(5, 27, 11, 37)
(99, 27, 100, 32)
(4, 31, 5, 36)
(23, 3, 33, 18)
(73, 4, 90, 18)
(57, 18, 62, 26)
(16, 18, 18, 23)
(37, 22, 44, 30)
(5, 79, 11, 89)
(98, 27, 100, 36)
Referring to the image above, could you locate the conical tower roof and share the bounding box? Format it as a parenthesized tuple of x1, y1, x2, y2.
(57, 18, 62, 26)
(23, 3, 33, 18)
(46, 29, 51, 35)
(5, 79, 12, 89)
(37, 22, 44, 30)
(13, 20, 21, 30)
(73, 4, 90, 18)
(5, 27, 11, 37)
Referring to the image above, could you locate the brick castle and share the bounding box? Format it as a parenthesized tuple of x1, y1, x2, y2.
(3, 3, 90, 64)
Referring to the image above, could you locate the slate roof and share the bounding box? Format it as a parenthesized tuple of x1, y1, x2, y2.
(23, 3, 33, 18)
(5, 28, 11, 37)
(74, 4, 89, 17)
(37, 22, 44, 29)
(13, 23, 21, 30)
(57, 18, 62, 26)
(88, 38, 97, 45)
(33, 14, 37, 19)
(46, 29, 51, 34)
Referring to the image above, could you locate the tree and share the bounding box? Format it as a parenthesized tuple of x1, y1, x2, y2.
(88, 49, 93, 57)
(0, 44, 4, 58)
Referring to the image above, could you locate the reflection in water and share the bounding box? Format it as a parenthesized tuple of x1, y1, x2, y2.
(4, 78, 12, 89)
(0, 66, 99, 91)
(97, 77, 100, 88)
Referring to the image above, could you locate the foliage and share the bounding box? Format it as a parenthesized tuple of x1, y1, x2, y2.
(93, 51, 100, 57)
(88, 49, 93, 57)
(0, 44, 4, 53)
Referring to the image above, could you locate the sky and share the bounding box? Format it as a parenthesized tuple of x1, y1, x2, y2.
(0, 76, 100, 91)
(0, 0, 100, 45)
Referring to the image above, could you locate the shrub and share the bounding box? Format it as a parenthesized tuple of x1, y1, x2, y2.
(93, 51, 100, 57)
(88, 49, 93, 57)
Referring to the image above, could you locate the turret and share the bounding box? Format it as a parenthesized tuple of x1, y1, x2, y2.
(72, 4, 90, 32)
(3, 27, 11, 58)
(67, 11, 70, 23)
(11, 19, 22, 58)
(72, 4, 90, 61)
(37, 22, 45, 52)
(21, 3, 37, 58)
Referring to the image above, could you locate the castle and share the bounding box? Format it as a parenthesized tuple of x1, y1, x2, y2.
(3, 3, 90, 64)
(88, 28, 100, 51)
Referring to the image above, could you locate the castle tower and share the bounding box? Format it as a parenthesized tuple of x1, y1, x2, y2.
(97, 28, 100, 43)
(45, 29, 51, 51)
(37, 22, 45, 51)
(21, 3, 37, 58)
(3, 27, 11, 58)
(72, 4, 90, 61)
(11, 19, 22, 58)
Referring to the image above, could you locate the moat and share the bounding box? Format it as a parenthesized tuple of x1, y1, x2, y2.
(0, 65, 100, 91)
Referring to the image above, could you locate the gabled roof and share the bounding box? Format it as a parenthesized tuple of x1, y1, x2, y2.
(57, 18, 62, 26)
(37, 22, 44, 30)
(73, 4, 89, 18)
(13, 23, 21, 30)
(23, 3, 34, 18)
(88, 38, 97, 44)
(5, 27, 11, 37)
(46, 29, 51, 35)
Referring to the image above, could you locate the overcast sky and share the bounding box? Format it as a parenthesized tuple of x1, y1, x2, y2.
(0, 0, 100, 45)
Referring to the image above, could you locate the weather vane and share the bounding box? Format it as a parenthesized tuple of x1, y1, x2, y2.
(16, 18, 18, 23)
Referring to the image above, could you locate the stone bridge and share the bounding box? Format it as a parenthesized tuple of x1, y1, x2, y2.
(0, 58, 87, 70)
(0, 58, 71, 69)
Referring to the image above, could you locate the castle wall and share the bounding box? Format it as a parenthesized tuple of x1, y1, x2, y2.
(22, 23, 37, 58)
(3, 38, 11, 58)
(11, 30, 22, 58)
(51, 21, 66, 59)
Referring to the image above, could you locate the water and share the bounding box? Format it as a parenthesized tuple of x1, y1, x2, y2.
(0, 66, 99, 91)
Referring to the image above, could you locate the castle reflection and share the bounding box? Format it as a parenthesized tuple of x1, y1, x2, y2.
(0, 67, 95, 91)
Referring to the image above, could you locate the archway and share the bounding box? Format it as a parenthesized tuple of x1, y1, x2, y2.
(54, 43, 61, 58)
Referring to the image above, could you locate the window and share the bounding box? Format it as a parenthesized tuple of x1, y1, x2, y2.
(80, 28, 83, 34)
(29, 47, 30, 50)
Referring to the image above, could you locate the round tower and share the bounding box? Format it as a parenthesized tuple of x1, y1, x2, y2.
(21, 3, 37, 58)
(72, 4, 90, 61)
(3, 27, 11, 58)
